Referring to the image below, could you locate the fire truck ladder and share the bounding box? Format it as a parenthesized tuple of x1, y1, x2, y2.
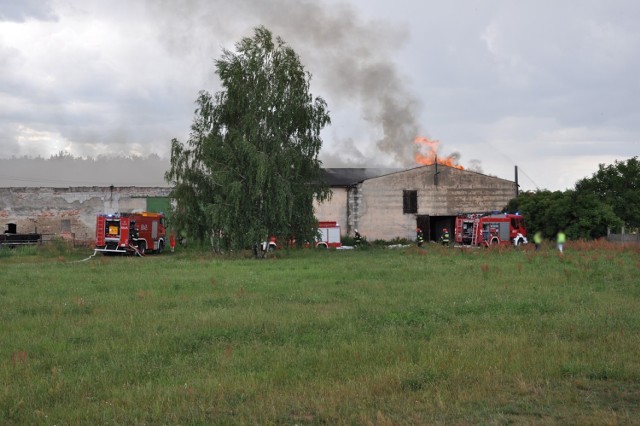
(471, 219, 480, 246)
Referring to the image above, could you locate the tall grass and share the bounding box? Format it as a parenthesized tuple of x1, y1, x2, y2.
(1, 242, 639, 424)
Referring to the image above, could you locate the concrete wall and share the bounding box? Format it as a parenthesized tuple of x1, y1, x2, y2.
(313, 187, 349, 233)
(607, 233, 640, 243)
(348, 166, 517, 241)
(1, 166, 516, 244)
(0, 186, 171, 243)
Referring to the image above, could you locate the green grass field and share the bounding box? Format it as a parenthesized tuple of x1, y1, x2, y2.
(1, 241, 639, 424)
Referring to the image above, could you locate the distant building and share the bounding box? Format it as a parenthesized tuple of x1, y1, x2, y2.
(0, 165, 517, 244)
(0, 186, 171, 243)
(315, 166, 518, 242)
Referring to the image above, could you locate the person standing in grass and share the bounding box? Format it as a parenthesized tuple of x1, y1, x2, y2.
(354, 229, 362, 247)
(533, 231, 542, 251)
(416, 228, 425, 248)
(440, 228, 450, 246)
(557, 230, 566, 254)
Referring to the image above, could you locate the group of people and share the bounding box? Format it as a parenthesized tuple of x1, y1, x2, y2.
(355, 227, 567, 253)
(533, 230, 566, 253)
(353, 227, 449, 248)
(415, 227, 449, 248)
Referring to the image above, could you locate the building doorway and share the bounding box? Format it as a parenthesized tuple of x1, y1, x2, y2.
(416, 215, 431, 242)
(429, 216, 456, 243)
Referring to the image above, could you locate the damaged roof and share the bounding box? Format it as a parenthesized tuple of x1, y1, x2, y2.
(321, 168, 404, 187)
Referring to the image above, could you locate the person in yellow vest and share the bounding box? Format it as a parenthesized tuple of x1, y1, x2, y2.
(533, 231, 542, 251)
(557, 230, 566, 254)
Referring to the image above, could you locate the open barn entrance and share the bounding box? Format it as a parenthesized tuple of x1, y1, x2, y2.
(428, 216, 456, 243)
(416, 215, 430, 241)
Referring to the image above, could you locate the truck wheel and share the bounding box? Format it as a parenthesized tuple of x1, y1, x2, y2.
(138, 241, 146, 255)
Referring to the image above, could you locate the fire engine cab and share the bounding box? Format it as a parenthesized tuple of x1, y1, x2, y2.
(455, 212, 527, 247)
(95, 212, 166, 255)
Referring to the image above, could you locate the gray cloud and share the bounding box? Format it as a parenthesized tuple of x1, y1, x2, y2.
(147, 0, 421, 167)
(2, 0, 425, 167)
(0, 0, 638, 191)
(0, 0, 57, 22)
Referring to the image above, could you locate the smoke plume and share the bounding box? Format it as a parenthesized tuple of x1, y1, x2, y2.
(149, 0, 421, 168)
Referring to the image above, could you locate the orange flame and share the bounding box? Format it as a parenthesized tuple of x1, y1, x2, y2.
(414, 136, 464, 170)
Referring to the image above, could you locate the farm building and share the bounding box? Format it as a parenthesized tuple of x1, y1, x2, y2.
(0, 165, 518, 244)
(0, 186, 172, 244)
(315, 165, 518, 242)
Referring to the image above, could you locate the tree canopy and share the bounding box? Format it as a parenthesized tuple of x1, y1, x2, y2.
(507, 189, 622, 240)
(507, 157, 639, 240)
(165, 26, 331, 254)
(575, 156, 640, 229)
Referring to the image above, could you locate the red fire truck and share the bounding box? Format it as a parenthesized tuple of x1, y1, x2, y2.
(454, 212, 527, 247)
(261, 221, 342, 251)
(95, 212, 167, 255)
(314, 221, 342, 248)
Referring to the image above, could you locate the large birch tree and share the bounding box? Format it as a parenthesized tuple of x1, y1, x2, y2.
(165, 26, 331, 254)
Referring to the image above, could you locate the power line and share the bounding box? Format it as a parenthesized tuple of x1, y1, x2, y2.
(515, 166, 539, 191)
(480, 141, 540, 190)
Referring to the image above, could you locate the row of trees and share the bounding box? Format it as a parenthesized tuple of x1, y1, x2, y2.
(507, 157, 639, 240)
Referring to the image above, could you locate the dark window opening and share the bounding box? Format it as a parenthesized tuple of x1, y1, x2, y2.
(403, 190, 417, 214)
(61, 219, 71, 233)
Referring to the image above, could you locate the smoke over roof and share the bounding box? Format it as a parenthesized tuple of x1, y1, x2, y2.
(148, 0, 422, 168)
(4, 1, 637, 191)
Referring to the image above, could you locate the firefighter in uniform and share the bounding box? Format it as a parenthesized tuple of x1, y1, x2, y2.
(129, 222, 139, 241)
(169, 232, 176, 253)
(416, 228, 425, 247)
(354, 229, 362, 247)
(440, 228, 450, 246)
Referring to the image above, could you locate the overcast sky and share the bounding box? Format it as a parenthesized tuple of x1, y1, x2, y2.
(1, 0, 638, 191)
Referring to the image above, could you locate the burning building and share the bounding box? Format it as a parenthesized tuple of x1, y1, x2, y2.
(1, 136, 517, 245)
(315, 164, 518, 243)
